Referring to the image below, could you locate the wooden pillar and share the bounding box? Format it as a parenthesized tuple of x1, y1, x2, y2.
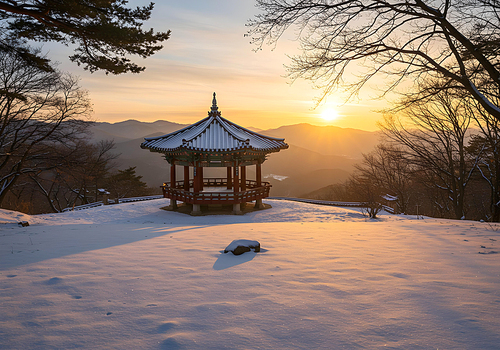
(193, 166, 200, 193)
(183, 166, 190, 191)
(233, 164, 240, 192)
(226, 167, 232, 189)
(198, 166, 203, 192)
(240, 166, 246, 191)
(255, 161, 263, 209)
(256, 162, 262, 187)
(170, 161, 176, 187)
(191, 165, 202, 215)
(169, 161, 177, 209)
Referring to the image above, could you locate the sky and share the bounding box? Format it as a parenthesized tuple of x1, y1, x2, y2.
(45, 0, 388, 131)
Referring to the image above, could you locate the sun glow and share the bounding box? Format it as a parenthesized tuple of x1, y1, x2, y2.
(320, 108, 340, 122)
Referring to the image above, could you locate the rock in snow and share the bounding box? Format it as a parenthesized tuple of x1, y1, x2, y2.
(224, 239, 260, 255)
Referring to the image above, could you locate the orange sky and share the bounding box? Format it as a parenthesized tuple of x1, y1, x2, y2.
(48, 0, 388, 131)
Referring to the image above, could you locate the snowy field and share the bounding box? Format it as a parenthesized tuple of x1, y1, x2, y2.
(1, 199, 499, 349)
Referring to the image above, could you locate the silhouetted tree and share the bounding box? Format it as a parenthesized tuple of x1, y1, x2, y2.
(0, 45, 92, 205)
(355, 144, 414, 214)
(348, 172, 383, 218)
(249, 0, 500, 121)
(381, 88, 478, 219)
(106, 166, 147, 201)
(0, 1, 170, 74)
(466, 93, 500, 221)
(28, 140, 118, 212)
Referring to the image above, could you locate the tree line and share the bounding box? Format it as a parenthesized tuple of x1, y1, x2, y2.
(0, 44, 157, 214)
(307, 85, 500, 221)
(0, 1, 167, 214)
(249, 0, 500, 221)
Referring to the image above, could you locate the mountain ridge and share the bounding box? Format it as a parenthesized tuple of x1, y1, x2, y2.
(90, 119, 379, 196)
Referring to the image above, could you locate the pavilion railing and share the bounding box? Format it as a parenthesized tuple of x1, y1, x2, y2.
(161, 178, 271, 205)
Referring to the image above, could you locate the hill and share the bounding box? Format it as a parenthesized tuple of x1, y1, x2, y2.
(90, 120, 377, 195)
(262, 123, 382, 158)
(90, 120, 189, 143)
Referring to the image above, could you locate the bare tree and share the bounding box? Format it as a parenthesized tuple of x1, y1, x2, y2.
(249, 0, 500, 120)
(466, 93, 500, 221)
(355, 144, 414, 214)
(381, 89, 478, 219)
(28, 140, 118, 212)
(0, 45, 92, 205)
(347, 172, 384, 218)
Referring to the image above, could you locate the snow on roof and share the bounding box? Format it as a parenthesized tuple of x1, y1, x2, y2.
(141, 93, 288, 154)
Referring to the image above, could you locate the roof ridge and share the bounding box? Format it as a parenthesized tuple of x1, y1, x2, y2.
(180, 116, 217, 144)
(215, 116, 250, 143)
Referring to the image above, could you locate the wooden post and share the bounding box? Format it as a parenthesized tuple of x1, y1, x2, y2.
(227, 167, 232, 189)
(255, 161, 263, 209)
(170, 161, 176, 187)
(169, 161, 177, 209)
(240, 166, 246, 191)
(256, 161, 262, 187)
(233, 164, 239, 193)
(184, 166, 190, 191)
(199, 166, 204, 191)
(193, 166, 200, 193)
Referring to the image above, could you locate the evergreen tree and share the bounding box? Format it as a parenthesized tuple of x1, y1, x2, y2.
(106, 166, 147, 200)
(0, 1, 170, 74)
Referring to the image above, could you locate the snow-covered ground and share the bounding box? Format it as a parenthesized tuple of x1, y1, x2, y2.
(1, 199, 499, 349)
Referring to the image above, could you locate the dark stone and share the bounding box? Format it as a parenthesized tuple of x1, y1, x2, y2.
(224, 240, 261, 255)
(232, 246, 251, 255)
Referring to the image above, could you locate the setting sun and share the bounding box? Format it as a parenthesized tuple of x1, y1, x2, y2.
(321, 108, 339, 122)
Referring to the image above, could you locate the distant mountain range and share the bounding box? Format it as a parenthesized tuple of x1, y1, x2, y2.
(90, 120, 382, 197)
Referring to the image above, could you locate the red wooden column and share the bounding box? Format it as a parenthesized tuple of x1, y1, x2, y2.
(183, 166, 190, 191)
(240, 166, 246, 191)
(233, 164, 240, 192)
(191, 165, 202, 215)
(256, 161, 262, 187)
(193, 166, 200, 193)
(170, 160, 176, 187)
(255, 161, 263, 209)
(199, 166, 204, 191)
(169, 160, 178, 209)
(226, 167, 232, 189)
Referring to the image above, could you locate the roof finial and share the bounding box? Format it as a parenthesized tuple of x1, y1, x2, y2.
(211, 92, 218, 112)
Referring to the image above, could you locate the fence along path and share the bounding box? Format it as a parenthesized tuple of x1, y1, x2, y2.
(63, 195, 395, 214)
(268, 197, 395, 214)
(62, 195, 164, 212)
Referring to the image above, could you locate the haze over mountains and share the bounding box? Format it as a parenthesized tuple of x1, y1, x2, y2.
(90, 120, 382, 197)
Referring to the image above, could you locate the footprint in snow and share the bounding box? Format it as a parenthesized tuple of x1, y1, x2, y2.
(44, 277, 63, 285)
(157, 322, 176, 334)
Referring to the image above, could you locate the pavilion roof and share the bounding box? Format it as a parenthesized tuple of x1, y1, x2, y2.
(141, 93, 288, 154)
